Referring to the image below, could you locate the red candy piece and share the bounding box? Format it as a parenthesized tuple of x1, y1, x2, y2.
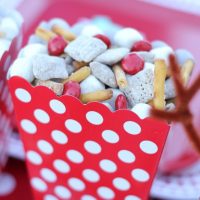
(94, 34, 111, 48)
(131, 40, 152, 52)
(121, 53, 144, 75)
(115, 94, 128, 110)
(63, 81, 81, 98)
(48, 35, 68, 56)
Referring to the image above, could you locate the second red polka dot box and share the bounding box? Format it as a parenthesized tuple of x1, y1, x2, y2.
(0, 7, 23, 171)
(7, 18, 170, 200)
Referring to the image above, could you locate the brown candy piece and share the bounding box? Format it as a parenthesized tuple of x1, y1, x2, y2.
(35, 79, 64, 96)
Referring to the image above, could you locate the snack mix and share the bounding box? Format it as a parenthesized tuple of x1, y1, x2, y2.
(8, 17, 195, 116)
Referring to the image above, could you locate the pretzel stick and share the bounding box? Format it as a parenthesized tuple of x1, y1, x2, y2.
(62, 66, 90, 84)
(80, 90, 113, 103)
(35, 27, 56, 41)
(113, 64, 128, 89)
(164, 59, 194, 105)
(181, 59, 194, 85)
(52, 25, 76, 41)
(153, 60, 167, 110)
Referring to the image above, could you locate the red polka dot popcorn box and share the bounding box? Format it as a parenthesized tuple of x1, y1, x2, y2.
(7, 18, 173, 200)
(8, 77, 169, 200)
(0, 7, 23, 171)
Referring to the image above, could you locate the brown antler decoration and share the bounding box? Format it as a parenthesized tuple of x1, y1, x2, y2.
(151, 54, 200, 154)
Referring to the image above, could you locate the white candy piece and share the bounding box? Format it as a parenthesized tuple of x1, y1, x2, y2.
(0, 17, 19, 40)
(175, 49, 194, 66)
(6, 9, 23, 27)
(135, 51, 155, 63)
(166, 103, 175, 111)
(151, 46, 174, 66)
(28, 34, 46, 44)
(80, 75, 105, 94)
(18, 44, 47, 58)
(165, 78, 176, 99)
(114, 28, 144, 49)
(38, 21, 50, 30)
(151, 40, 169, 49)
(48, 18, 70, 30)
(8, 57, 34, 82)
(122, 63, 155, 106)
(90, 61, 117, 88)
(32, 54, 68, 80)
(131, 103, 151, 119)
(65, 35, 107, 62)
(103, 89, 124, 110)
(81, 25, 103, 37)
(70, 20, 91, 35)
(0, 39, 11, 58)
(94, 48, 130, 65)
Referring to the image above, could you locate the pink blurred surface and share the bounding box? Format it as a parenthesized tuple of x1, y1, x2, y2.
(17, 0, 200, 172)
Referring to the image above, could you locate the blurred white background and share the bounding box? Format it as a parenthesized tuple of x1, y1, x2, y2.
(0, 0, 22, 8)
(144, 0, 200, 16)
(1, 0, 200, 16)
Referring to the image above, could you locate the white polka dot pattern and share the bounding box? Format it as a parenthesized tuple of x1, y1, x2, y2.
(131, 169, 150, 182)
(53, 159, 70, 174)
(81, 194, 96, 200)
(49, 99, 66, 114)
(82, 169, 100, 183)
(65, 119, 82, 133)
(102, 130, 119, 144)
(140, 140, 158, 154)
(26, 151, 42, 165)
(125, 195, 141, 200)
(97, 186, 115, 199)
(54, 186, 71, 199)
(31, 177, 47, 192)
(68, 178, 85, 191)
(10, 81, 169, 200)
(44, 194, 58, 200)
(34, 109, 50, 124)
(84, 141, 101, 154)
(123, 121, 141, 135)
(51, 130, 68, 144)
(99, 159, 117, 173)
(15, 88, 31, 103)
(20, 119, 37, 134)
(40, 168, 57, 183)
(118, 150, 136, 163)
(37, 140, 54, 155)
(113, 177, 130, 191)
(86, 111, 103, 125)
(66, 150, 84, 163)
